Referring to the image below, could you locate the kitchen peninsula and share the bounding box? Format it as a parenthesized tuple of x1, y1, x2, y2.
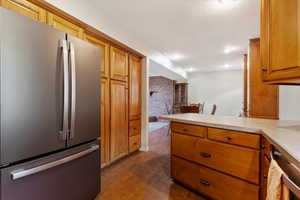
(160, 113, 300, 200)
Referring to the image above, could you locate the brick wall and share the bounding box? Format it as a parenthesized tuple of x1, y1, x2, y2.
(149, 76, 175, 119)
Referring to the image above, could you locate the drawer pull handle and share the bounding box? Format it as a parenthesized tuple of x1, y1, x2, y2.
(200, 179, 210, 186)
(227, 136, 233, 141)
(133, 142, 138, 145)
(201, 152, 212, 158)
(183, 129, 188, 132)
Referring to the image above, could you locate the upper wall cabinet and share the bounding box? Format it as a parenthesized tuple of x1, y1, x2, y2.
(260, 0, 300, 84)
(129, 55, 142, 120)
(85, 35, 110, 78)
(0, 0, 46, 22)
(110, 46, 128, 82)
(47, 13, 84, 39)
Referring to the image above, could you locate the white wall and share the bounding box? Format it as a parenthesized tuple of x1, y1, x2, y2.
(279, 86, 300, 120)
(149, 60, 187, 83)
(188, 70, 244, 116)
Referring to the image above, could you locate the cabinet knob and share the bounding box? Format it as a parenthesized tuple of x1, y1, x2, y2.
(227, 136, 233, 141)
(201, 152, 212, 158)
(183, 129, 188, 132)
(200, 179, 210, 186)
(262, 68, 268, 72)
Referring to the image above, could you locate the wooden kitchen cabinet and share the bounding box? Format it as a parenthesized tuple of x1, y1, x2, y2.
(129, 55, 142, 120)
(0, 0, 46, 22)
(85, 35, 110, 78)
(100, 78, 110, 167)
(110, 80, 129, 162)
(110, 46, 128, 82)
(246, 38, 279, 119)
(260, 0, 300, 84)
(171, 123, 261, 200)
(47, 12, 84, 39)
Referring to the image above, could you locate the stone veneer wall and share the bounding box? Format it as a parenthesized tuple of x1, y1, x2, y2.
(149, 76, 175, 119)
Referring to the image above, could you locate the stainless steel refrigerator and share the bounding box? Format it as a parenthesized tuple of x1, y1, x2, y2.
(0, 8, 101, 200)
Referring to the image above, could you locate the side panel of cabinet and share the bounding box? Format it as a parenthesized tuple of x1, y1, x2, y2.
(47, 12, 84, 39)
(110, 46, 128, 82)
(100, 78, 110, 167)
(85, 35, 110, 78)
(261, 0, 300, 82)
(0, 0, 46, 22)
(248, 38, 279, 119)
(110, 80, 129, 162)
(129, 55, 142, 120)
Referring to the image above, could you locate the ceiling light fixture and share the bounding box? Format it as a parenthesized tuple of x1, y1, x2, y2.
(185, 67, 196, 72)
(213, 0, 240, 9)
(218, 0, 238, 4)
(167, 53, 185, 61)
(224, 46, 237, 54)
(224, 64, 230, 68)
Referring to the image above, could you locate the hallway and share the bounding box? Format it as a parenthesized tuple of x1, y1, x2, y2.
(96, 126, 206, 200)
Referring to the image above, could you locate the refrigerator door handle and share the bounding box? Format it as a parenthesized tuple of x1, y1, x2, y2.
(10, 145, 99, 180)
(59, 40, 70, 141)
(69, 42, 76, 140)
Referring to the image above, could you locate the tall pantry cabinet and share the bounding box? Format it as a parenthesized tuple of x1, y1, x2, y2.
(128, 55, 142, 153)
(0, 0, 143, 168)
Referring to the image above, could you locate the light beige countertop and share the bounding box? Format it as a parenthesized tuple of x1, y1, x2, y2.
(160, 113, 300, 169)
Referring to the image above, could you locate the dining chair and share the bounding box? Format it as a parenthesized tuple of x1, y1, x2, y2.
(211, 104, 217, 115)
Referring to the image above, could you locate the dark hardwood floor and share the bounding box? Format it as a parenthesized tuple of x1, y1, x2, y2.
(96, 126, 206, 200)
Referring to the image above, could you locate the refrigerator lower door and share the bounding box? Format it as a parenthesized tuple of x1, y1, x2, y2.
(67, 35, 101, 147)
(0, 141, 100, 200)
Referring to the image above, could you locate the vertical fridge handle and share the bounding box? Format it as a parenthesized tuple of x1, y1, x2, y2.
(59, 40, 69, 141)
(69, 42, 76, 140)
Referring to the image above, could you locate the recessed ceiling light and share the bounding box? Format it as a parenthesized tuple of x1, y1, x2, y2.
(185, 67, 196, 72)
(212, 0, 240, 9)
(224, 46, 237, 54)
(224, 64, 230, 68)
(167, 53, 185, 61)
(218, 0, 238, 4)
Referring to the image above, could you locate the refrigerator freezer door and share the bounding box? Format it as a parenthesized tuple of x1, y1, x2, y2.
(67, 35, 101, 147)
(0, 8, 67, 165)
(1, 141, 100, 200)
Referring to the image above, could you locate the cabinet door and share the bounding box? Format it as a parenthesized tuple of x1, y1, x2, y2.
(85, 35, 110, 78)
(47, 13, 84, 39)
(261, 0, 300, 83)
(129, 55, 142, 120)
(248, 38, 279, 119)
(0, 0, 46, 22)
(110, 80, 129, 162)
(100, 78, 110, 167)
(110, 46, 128, 82)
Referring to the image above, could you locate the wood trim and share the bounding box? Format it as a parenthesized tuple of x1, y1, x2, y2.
(1, 0, 46, 22)
(25, 0, 144, 58)
(243, 54, 248, 117)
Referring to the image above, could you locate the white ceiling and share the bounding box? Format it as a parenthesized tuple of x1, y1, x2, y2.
(46, 0, 259, 78)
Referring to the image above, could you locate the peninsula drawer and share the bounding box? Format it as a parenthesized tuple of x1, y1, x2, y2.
(129, 120, 141, 137)
(171, 156, 259, 200)
(171, 122, 206, 137)
(172, 133, 260, 184)
(207, 128, 261, 149)
(129, 135, 141, 153)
